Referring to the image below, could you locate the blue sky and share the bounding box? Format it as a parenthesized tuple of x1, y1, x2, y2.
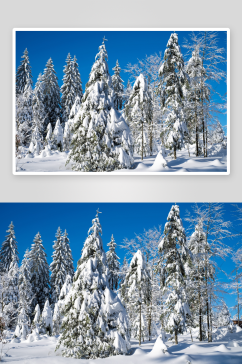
(15, 30, 227, 127)
(0, 202, 239, 316)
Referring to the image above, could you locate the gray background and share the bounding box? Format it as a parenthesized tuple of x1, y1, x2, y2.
(1, 0, 239, 203)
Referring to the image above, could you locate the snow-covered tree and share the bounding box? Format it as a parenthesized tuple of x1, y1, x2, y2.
(46, 123, 52, 146)
(40, 299, 53, 335)
(121, 250, 150, 345)
(52, 119, 63, 151)
(53, 302, 62, 335)
(14, 308, 29, 339)
(32, 73, 46, 136)
(63, 96, 82, 151)
(50, 227, 67, 305)
(158, 204, 191, 344)
(112, 60, 124, 110)
(159, 33, 187, 159)
(32, 304, 41, 334)
(0, 267, 19, 328)
(217, 300, 232, 328)
(18, 249, 33, 320)
(29, 232, 50, 312)
(29, 123, 42, 156)
(16, 80, 33, 146)
(57, 210, 130, 359)
(61, 54, 76, 125)
(67, 39, 133, 171)
(5, 261, 19, 328)
(72, 56, 83, 102)
(58, 274, 72, 317)
(16, 48, 33, 95)
(42, 58, 61, 130)
(123, 80, 133, 107)
(0, 222, 19, 273)
(125, 74, 152, 160)
(62, 230, 74, 280)
(107, 235, 120, 291)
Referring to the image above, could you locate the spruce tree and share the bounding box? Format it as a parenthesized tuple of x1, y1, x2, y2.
(62, 230, 74, 279)
(159, 33, 187, 159)
(0, 222, 19, 272)
(61, 54, 76, 125)
(121, 250, 150, 346)
(29, 124, 42, 156)
(6, 261, 19, 328)
(52, 119, 63, 151)
(32, 73, 46, 137)
(67, 39, 133, 171)
(16, 80, 33, 146)
(125, 74, 152, 160)
(72, 56, 83, 102)
(106, 235, 120, 291)
(57, 210, 130, 359)
(40, 299, 53, 335)
(50, 227, 67, 305)
(18, 249, 33, 320)
(14, 308, 29, 340)
(112, 60, 124, 110)
(16, 48, 33, 95)
(158, 204, 191, 344)
(42, 58, 61, 130)
(29, 232, 50, 312)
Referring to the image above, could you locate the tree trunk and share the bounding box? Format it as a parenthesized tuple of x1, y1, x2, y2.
(199, 290, 202, 341)
(174, 145, 176, 160)
(190, 329, 193, 342)
(175, 330, 178, 345)
(237, 269, 240, 326)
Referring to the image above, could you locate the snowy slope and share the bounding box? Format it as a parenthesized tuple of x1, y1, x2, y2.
(15, 144, 227, 174)
(2, 326, 242, 364)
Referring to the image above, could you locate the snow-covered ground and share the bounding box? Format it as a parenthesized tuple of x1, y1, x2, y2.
(15, 144, 227, 174)
(2, 326, 242, 363)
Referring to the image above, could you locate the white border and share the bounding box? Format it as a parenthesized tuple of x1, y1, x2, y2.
(12, 28, 230, 176)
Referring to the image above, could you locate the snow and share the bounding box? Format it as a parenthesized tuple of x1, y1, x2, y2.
(2, 327, 242, 364)
(15, 143, 227, 174)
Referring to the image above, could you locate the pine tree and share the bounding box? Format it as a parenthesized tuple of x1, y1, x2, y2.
(29, 124, 42, 156)
(125, 74, 152, 160)
(52, 119, 63, 151)
(72, 56, 83, 102)
(112, 60, 124, 110)
(58, 274, 72, 318)
(121, 250, 150, 345)
(158, 204, 191, 344)
(32, 73, 46, 137)
(14, 308, 29, 339)
(16, 48, 33, 95)
(42, 58, 61, 130)
(53, 302, 62, 335)
(50, 227, 67, 305)
(62, 230, 74, 280)
(67, 39, 133, 171)
(46, 123, 52, 147)
(6, 261, 19, 328)
(61, 54, 76, 125)
(0, 222, 19, 273)
(63, 96, 82, 151)
(16, 80, 33, 146)
(32, 304, 41, 334)
(57, 210, 130, 359)
(18, 249, 33, 320)
(29, 232, 50, 313)
(217, 300, 232, 328)
(40, 299, 53, 335)
(159, 33, 187, 159)
(106, 235, 120, 291)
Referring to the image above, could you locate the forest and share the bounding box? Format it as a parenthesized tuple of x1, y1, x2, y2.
(15, 31, 228, 173)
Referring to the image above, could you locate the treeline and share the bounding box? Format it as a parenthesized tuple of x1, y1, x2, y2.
(15, 32, 227, 171)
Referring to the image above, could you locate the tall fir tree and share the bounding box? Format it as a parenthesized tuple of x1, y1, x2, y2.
(158, 204, 191, 344)
(18, 249, 34, 320)
(62, 230, 74, 279)
(57, 210, 130, 359)
(16, 79, 33, 146)
(16, 48, 33, 95)
(121, 250, 150, 345)
(32, 73, 46, 137)
(50, 227, 68, 305)
(67, 39, 133, 171)
(72, 56, 83, 101)
(0, 222, 19, 273)
(125, 74, 152, 160)
(29, 232, 50, 313)
(61, 54, 76, 125)
(106, 235, 120, 291)
(42, 58, 61, 130)
(112, 60, 124, 110)
(159, 33, 187, 159)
